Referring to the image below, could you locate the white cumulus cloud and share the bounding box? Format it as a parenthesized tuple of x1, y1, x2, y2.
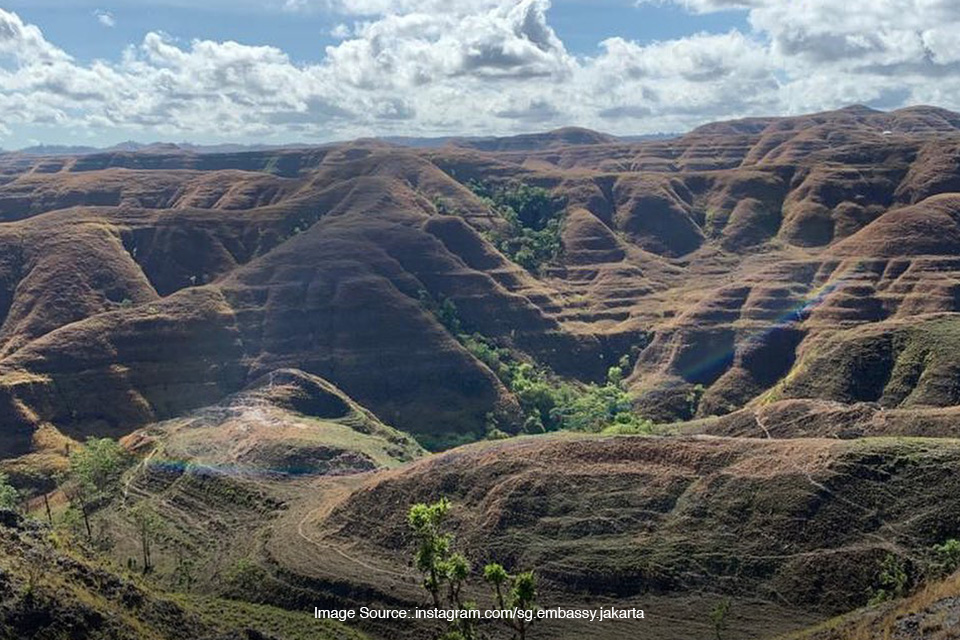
(3, 1, 960, 146)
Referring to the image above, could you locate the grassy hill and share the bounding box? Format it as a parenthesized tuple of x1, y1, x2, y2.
(0, 510, 367, 640)
(4, 107, 960, 638)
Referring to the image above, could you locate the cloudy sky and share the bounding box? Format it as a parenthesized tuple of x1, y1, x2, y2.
(1, 0, 959, 148)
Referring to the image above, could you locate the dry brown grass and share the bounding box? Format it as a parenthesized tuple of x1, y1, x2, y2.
(785, 572, 960, 640)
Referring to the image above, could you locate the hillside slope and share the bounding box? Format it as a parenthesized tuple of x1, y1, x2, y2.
(0, 510, 366, 640)
(2, 106, 960, 451)
(259, 434, 960, 639)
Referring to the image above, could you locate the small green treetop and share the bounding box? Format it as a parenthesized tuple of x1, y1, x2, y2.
(0, 473, 19, 511)
(69, 437, 129, 497)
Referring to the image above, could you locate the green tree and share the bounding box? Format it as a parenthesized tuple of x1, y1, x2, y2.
(408, 499, 478, 639)
(484, 563, 538, 640)
(483, 563, 509, 608)
(552, 361, 649, 434)
(0, 473, 20, 511)
(70, 437, 129, 494)
(471, 182, 566, 273)
(409, 498, 452, 608)
(66, 437, 130, 539)
(419, 290, 463, 335)
(130, 502, 163, 574)
(410, 499, 541, 640)
(510, 572, 537, 640)
(460, 334, 651, 436)
(174, 545, 197, 591)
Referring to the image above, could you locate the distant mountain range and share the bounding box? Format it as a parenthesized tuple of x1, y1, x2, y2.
(3, 141, 298, 156)
(2, 130, 679, 156)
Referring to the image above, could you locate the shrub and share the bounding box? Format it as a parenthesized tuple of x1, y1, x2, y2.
(933, 539, 960, 577)
(461, 333, 649, 435)
(419, 290, 462, 335)
(710, 598, 731, 640)
(226, 558, 270, 599)
(868, 554, 909, 605)
(0, 473, 19, 511)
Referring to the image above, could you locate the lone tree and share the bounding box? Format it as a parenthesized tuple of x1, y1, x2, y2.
(0, 473, 19, 511)
(65, 437, 129, 539)
(408, 498, 538, 640)
(408, 498, 477, 639)
(484, 563, 538, 640)
(130, 501, 163, 574)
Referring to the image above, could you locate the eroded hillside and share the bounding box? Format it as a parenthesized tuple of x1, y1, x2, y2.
(3, 106, 960, 458)
(6, 105, 960, 640)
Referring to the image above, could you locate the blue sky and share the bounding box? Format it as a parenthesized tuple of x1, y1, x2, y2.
(1, 0, 958, 148)
(5, 0, 749, 64)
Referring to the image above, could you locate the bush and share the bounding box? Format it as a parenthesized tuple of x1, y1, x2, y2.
(933, 539, 960, 577)
(419, 290, 462, 335)
(417, 290, 651, 438)
(0, 473, 19, 511)
(601, 416, 655, 436)
(711, 598, 732, 640)
(868, 554, 909, 605)
(226, 558, 270, 598)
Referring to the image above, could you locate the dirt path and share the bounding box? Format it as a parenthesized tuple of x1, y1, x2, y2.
(293, 476, 415, 580)
(122, 446, 159, 504)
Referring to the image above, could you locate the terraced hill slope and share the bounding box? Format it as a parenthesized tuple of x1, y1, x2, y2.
(6, 106, 960, 639)
(96, 432, 953, 639)
(3, 106, 960, 458)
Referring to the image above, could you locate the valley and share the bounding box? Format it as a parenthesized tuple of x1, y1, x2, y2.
(3, 105, 960, 639)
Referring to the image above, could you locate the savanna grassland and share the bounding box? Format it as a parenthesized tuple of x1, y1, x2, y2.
(5, 106, 960, 639)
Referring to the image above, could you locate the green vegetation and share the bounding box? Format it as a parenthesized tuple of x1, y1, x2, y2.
(418, 291, 651, 438)
(432, 195, 460, 217)
(933, 538, 960, 577)
(408, 498, 479, 639)
(0, 472, 19, 510)
(471, 181, 566, 273)
(868, 553, 910, 605)
(68, 437, 130, 496)
(178, 594, 369, 640)
(465, 332, 651, 435)
(226, 557, 272, 597)
(0, 504, 369, 640)
(408, 499, 538, 640)
(711, 598, 731, 640)
(484, 563, 537, 640)
(130, 501, 163, 574)
(419, 289, 462, 335)
(686, 383, 706, 418)
(416, 432, 486, 452)
(63, 437, 131, 540)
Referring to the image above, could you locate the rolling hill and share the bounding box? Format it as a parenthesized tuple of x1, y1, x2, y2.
(5, 105, 960, 639)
